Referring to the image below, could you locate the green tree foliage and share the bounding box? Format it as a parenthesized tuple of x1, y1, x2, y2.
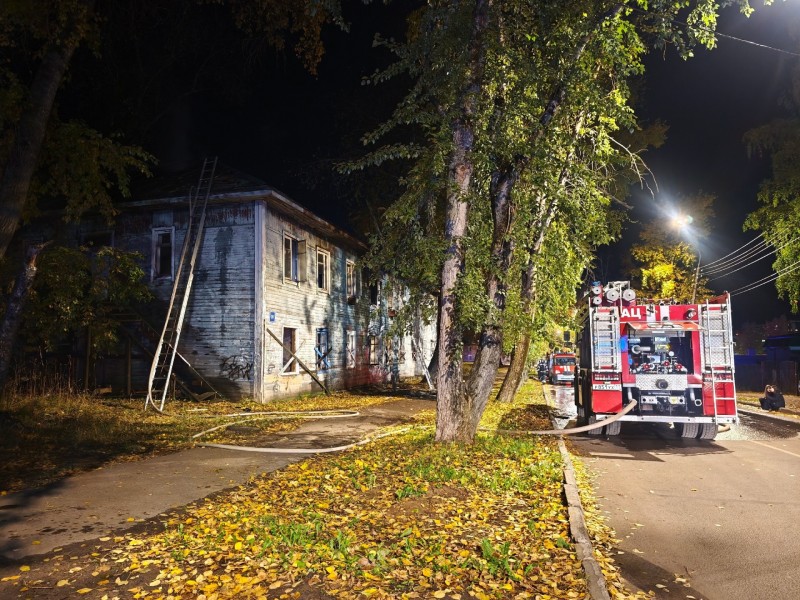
(631, 191, 715, 301)
(20, 246, 151, 353)
(743, 52, 800, 310)
(346, 1, 758, 442)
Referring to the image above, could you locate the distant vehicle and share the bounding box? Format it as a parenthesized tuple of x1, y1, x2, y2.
(549, 352, 576, 385)
(575, 281, 738, 440)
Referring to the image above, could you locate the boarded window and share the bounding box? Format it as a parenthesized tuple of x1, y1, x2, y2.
(315, 328, 330, 370)
(152, 227, 173, 279)
(282, 327, 298, 374)
(317, 248, 330, 292)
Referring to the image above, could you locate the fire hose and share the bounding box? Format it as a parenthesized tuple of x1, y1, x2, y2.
(481, 397, 639, 436)
(194, 397, 639, 455)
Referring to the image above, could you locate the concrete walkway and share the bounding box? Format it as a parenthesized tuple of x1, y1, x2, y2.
(0, 398, 433, 562)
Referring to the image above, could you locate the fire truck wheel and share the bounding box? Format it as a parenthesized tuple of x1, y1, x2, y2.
(587, 416, 602, 435)
(604, 420, 621, 436)
(697, 423, 717, 440)
(678, 422, 700, 438)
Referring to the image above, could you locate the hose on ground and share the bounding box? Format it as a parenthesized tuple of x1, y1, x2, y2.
(481, 398, 639, 436)
(191, 409, 359, 440)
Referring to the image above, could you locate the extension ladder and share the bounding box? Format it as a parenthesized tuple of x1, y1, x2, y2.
(146, 157, 217, 411)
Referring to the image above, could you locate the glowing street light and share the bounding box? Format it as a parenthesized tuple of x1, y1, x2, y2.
(671, 213, 701, 303)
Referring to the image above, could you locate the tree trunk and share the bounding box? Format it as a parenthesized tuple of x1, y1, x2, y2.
(0, 43, 77, 260)
(0, 243, 49, 395)
(427, 331, 439, 383)
(497, 335, 531, 402)
(497, 107, 589, 402)
(435, 0, 489, 443)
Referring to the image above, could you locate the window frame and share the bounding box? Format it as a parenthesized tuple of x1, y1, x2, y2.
(346, 260, 357, 301)
(345, 330, 356, 369)
(151, 226, 174, 281)
(368, 335, 379, 366)
(316, 247, 330, 293)
(281, 326, 299, 375)
(315, 327, 331, 371)
(283, 234, 307, 283)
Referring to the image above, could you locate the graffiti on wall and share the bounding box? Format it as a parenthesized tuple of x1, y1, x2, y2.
(220, 353, 253, 380)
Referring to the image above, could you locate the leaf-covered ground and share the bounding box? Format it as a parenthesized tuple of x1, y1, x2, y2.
(0, 382, 647, 599)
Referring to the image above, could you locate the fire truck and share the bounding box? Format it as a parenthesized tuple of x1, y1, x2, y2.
(575, 281, 737, 440)
(549, 351, 576, 385)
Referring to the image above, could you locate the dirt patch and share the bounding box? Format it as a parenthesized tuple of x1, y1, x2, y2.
(385, 484, 471, 519)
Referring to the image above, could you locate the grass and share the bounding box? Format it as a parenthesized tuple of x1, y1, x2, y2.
(0, 379, 647, 599)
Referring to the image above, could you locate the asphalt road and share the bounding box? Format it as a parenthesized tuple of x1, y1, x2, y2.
(549, 385, 800, 600)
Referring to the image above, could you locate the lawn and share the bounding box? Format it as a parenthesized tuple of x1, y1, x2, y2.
(0, 381, 647, 599)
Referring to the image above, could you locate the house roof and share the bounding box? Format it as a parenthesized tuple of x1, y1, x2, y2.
(124, 163, 367, 252)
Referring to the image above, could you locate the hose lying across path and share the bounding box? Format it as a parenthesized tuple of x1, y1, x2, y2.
(483, 399, 639, 436)
(193, 409, 371, 453)
(193, 398, 639, 454)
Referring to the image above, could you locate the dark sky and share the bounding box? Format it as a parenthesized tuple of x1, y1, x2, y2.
(622, 0, 800, 325)
(158, 1, 800, 327)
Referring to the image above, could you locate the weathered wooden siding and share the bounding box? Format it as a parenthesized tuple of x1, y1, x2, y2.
(183, 204, 256, 397)
(256, 205, 436, 401)
(113, 203, 257, 398)
(259, 207, 370, 400)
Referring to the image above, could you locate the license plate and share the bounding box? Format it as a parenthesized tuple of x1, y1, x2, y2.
(592, 384, 621, 391)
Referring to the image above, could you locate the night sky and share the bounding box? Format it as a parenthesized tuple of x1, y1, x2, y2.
(625, 0, 800, 325)
(156, 1, 800, 327)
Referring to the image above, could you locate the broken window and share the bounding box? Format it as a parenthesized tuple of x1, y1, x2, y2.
(316, 248, 330, 292)
(346, 260, 357, 301)
(284, 234, 307, 282)
(281, 327, 298, 374)
(152, 227, 174, 280)
(346, 330, 356, 369)
(368, 335, 379, 365)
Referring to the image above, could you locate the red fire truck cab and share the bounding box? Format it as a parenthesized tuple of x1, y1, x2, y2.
(549, 352, 576, 385)
(575, 281, 737, 440)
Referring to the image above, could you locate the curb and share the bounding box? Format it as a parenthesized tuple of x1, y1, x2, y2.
(547, 390, 612, 600)
(738, 404, 800, 422)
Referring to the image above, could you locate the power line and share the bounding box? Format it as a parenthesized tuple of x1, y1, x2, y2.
(700, 234, 764, 271)
(730, 258, 800, 296)
(701, 238, 774, 276)
(628, 7, 800, 58)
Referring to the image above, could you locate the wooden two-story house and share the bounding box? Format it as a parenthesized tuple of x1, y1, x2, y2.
(65, 162, 436, 401)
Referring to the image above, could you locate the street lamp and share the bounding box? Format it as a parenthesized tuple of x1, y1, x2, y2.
(671, 213, 701, 303)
